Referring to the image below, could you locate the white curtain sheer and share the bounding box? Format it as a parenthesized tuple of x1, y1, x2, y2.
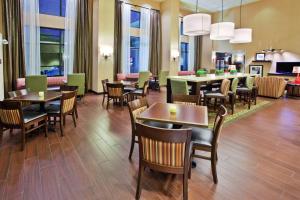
(23, 0, 40, 75)
(188, 36, 195, 71)
(121, 4, 131, 74)
(64, 0, 78, 76)
(139, 8, 151, 72)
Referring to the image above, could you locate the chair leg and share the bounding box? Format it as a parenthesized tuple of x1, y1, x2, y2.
(45, 118, 48, 137)
(211, 152, 218, 184)
(128, 134, 135, 160)
(106, 97, 110, 110)
(231, 95, 235, 115)
(183, 172, 188, 200)
(248, 92, 251, 109)
(72, 112, 77, 127)
(75, 105, 79, 119)
(60, 119, 64, 137)
(63, 116, 66, 126)
(102, 94, 105, 105)
(135, 163, 143, 200)
(21, 128, 25, 151)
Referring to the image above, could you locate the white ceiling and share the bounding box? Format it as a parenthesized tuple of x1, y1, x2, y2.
(180, 0, 260, 13)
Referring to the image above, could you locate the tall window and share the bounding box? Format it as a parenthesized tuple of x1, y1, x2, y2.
(40, 28, 64, 76)
(180, 42, 189, 71)
(130, 36, 140, 73)
(130, 10, 141, 73)
(39, 0, 66, 17)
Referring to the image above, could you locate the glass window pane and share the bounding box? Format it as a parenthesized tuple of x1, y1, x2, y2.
(130, 36, 140, 73)
(131, 10, 140, 28)
(39, 0, 66, 17)
(180, 42, 189, 71)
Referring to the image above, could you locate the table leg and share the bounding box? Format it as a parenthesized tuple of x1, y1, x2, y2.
(40, 102, 46, 112)
(166, 79, 172, 103)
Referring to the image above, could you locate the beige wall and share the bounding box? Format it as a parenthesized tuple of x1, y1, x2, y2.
(202, 0, 300, 75)
(161, 0, 180, 75)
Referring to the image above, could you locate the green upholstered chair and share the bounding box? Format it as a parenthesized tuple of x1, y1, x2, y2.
(158, 71, 169, 91)
(138, 71, 150, 89)
(170, 79, 189, 95)
(228, 78, 239, 114)
(25, 75, 47, 92)
(67, 73, 85, 97)
(237, 76, 255, 109)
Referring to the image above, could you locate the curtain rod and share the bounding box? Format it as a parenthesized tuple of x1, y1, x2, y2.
(119, 1, 160, 12)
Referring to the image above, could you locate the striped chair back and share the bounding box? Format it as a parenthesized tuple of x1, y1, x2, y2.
(107, 83, 124, 97)
(136, 123, 192, 170)
(8, 89, 31, 107)
(142, 81, 149, 96)
(172, 94, 200, 106)
(127, 97, 148, 129)
(61, 91, 77, 114)
(220, 79, 230, 96)
(0, 101, 23, 126)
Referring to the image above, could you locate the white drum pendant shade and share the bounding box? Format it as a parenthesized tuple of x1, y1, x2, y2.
(183, 13, 211, 36)
(230, 28, 252, 43)
(210, 22, 235, 40)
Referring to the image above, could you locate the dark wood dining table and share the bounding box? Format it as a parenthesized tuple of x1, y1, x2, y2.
(137, 102, 208, 128)
(7, 91, 62, 112)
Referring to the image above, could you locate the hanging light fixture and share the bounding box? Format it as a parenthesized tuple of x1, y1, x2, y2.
(210, 0, 235, 40)
(183, 0, 211, 36)
(230, 0, 252, 43)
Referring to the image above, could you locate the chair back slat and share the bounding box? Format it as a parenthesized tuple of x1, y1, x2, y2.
(107, 83, 124, 97)
(0, 101, 23, 126)
(136, 123, 191, 168)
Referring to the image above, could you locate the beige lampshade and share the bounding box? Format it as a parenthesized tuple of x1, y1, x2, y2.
(293, 66, 300, 73)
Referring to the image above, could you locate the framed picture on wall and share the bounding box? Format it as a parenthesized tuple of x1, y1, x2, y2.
(255, 53, 266, 61)
(249, 65, 264, 76)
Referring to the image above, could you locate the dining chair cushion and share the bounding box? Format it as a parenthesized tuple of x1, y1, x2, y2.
(191, 127, 213, 148)
(205, 92, 226, 99)
(22, 104, 40, 112)
(236, 87, 252, 93)
(140, 136, 186, 168)
(46, 104, 61, 114)
(23, 111, 47, 124)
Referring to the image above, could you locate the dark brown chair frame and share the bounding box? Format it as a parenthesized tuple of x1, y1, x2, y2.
(47, 91, 77, 136)
(131, 80, 149, 100)
(189, 105, 227, 184)
(60, 85, 79, 119)
(171, 94, 201, 105)
(106, 83, 129, 109)
(135, 123, 192, 200)
(101, 79, 109, 105)
(0, 101, 48, 151)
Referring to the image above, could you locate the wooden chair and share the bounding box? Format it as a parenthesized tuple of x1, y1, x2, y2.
(131, 80, 149, 99)
(127, 97, 172, 160)
(172, 94, 201, 106)
(158, 70, 169, 92)
(189, 105, 227, 184)
(228, 78, 239, 114)
(236, 76, 255, 109)
(171, 79, 189, 95)
(8, 89, 39, 111)
(204, 79, 230, 110)
(135, 123, 192, 200)
(106, 83, 129, 109)
(46, 91, 77, 136)
(0, 101, 48, 151)
(101, 79, 109, 105)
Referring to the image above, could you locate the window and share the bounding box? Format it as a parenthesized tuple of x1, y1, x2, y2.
(130, 36, 140, 73)
(131, 10, 141, 28)
(39, 0, 66, 17)
(180, 42, 189, 71)
(180, 21, 184, 35)
(40, 28, 64, 76)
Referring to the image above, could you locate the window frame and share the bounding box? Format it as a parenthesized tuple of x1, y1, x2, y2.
(130, 10, 141, 29)
(180, 42, 189, 71)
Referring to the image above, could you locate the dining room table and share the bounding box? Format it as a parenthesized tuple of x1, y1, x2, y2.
(136, 102, 208, 128)
(6, 91, 62, 112)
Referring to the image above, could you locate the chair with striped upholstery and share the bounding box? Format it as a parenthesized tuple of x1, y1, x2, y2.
(106, 83, 130, 109)
(135, 123, 192, 200)
(189, 105, 227, 184)
(172, 94, 201, 106)
(8, 89, 39, 112)
(0, 101, 48, 151)
(131, 80, 149, 99)
(127, 97, 172, 160)
(204, 79, 231, 110)
(46, 91, 77, 136)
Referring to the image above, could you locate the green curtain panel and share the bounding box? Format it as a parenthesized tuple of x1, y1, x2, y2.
(194, 36, 203, 71)
(74, 0, 93, 91)
(149, 9, 162, 76)
(2, 0, 26, 97)
(114, 0, 122, 81)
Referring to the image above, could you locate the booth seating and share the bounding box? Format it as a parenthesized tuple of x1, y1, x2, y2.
(178, 71, 195, 76)
(17, 76, 67, 91)
(117, 73, 139, 81)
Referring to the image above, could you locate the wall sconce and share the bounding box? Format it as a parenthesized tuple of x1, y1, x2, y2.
(100, 45, 113, 60)
(171, 49, 180, 61)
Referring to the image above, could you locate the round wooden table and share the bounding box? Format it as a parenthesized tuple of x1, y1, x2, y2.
(286, 83, 300, 99)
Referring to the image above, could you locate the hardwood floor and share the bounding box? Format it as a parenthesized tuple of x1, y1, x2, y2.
(0, 89, 299, 200)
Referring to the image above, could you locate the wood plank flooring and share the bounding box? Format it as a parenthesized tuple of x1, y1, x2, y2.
(0, 89, 299, 200)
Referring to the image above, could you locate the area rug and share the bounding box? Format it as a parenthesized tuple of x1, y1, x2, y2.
(208, 100, 272, 128)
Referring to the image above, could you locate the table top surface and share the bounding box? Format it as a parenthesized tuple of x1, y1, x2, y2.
(137, 103, 208, 128)
(7, 91, 62, 103)
(168, 73, 253, 83)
